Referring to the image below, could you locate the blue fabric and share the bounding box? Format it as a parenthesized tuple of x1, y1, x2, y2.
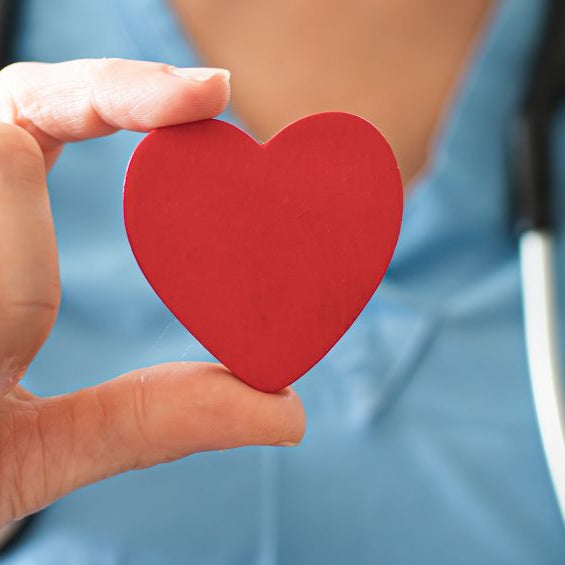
(3, 0, 565, 563)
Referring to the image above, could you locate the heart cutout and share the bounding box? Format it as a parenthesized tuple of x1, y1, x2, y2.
(124, 112, 403, 392)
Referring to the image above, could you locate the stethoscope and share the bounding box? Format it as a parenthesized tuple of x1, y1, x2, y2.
(515, 0, 565, 529)
(1, 0, 565, 551)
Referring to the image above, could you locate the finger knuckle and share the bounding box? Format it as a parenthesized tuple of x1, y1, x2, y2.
(0, 63, 37, 125)
(0, 400, 46, 522)
(0, 306, 58, 388)
(1, 294, 60, 332)
(0, 287, 61, 373)
(88, 57, 125, 92)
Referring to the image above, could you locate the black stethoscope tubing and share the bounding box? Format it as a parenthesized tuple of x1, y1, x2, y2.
(0, 0, 19, 70)
(514, 0, 565, 234)
(515, 0, 565, 531)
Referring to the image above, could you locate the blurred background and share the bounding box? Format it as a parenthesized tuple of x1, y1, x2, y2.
(3, 1, 565, 564)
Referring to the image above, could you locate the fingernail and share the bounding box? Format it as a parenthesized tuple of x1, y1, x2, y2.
(276, 441, 299, 447)
(169, 66, 231, 83)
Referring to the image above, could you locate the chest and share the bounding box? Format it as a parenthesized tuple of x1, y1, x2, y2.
(169, 0, 491, 181)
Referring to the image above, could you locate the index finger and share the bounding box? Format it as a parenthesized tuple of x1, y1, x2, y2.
(0, 58, 231, 167)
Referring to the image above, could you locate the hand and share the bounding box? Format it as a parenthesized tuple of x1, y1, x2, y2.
(0, 59, 305, 527)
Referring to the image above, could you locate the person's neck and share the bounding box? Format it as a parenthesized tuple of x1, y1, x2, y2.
(169, 0, 493, 184)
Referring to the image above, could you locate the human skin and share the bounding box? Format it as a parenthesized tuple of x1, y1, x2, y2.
(0, 59, 305, 527)
(170, 0, 493, 183)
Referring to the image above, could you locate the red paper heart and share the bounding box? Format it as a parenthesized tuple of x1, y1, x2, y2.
(124, 112, 402, 392)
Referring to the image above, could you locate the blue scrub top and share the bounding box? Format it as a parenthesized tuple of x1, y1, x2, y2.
(3, 0, 565, 563)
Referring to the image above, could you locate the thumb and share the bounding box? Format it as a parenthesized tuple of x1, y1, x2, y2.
(3, 362, 305, 523)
